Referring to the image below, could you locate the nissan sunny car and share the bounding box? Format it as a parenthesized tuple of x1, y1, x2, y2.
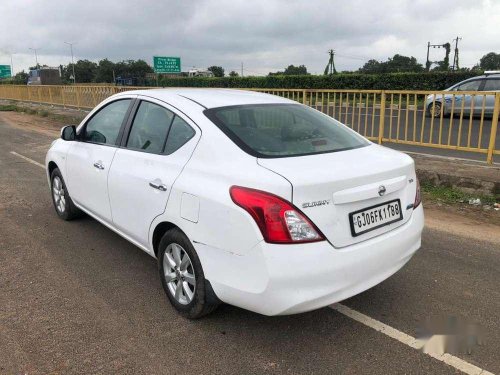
(46, 89, 424, 318)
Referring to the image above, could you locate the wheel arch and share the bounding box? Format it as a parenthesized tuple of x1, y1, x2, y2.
(48, 161, 59, 176)
(152, 221, 180, 257)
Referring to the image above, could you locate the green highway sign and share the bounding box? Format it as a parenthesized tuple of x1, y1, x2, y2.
(153, 56, 181, 73)
(0, 65, 12, 78)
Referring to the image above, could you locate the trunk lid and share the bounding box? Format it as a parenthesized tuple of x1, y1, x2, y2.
(258, 144, 417, 248)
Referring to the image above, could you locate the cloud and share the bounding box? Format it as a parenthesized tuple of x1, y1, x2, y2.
(0, 0, 498, 75)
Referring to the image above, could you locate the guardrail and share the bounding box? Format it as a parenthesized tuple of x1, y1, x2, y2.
(0, 85, 498, 163)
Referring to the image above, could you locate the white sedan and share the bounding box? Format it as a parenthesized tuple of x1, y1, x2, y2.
(46, 89, 424, 318)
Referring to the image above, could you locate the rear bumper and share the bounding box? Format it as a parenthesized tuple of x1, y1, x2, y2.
(196, 205, 424, 316)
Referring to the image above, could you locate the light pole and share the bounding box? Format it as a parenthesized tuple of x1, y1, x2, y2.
(28, 47, 40, 68)
(64, 41, 76, 84)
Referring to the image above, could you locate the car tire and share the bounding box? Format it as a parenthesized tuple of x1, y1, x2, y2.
(158, 228, 220, 319)
(427, 101, 443, 118)
(50, 168, 82, 220)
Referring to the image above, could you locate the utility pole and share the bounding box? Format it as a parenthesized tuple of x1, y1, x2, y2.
(9, 52, 14, 77)
(452, 36, 462, 71)
(29, 47, 40, 68)
(65, 42, 76, 84)
(241, 62, 243, 77)
(324, 49, 337, 75)
(426, 42, 431, 71)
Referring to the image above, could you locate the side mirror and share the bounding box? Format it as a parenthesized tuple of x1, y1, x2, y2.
(61, 125, 76, 141)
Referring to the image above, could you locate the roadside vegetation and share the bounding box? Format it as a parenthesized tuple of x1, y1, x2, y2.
(421, 182, 497, 206)
(1, 52, 498, 89)
(0, 102, 85, 124)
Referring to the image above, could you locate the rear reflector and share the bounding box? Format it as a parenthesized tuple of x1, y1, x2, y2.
(414, 178, 422, 208)
(230, 186, 325, 244)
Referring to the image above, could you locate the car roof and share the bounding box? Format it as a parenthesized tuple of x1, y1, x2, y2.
(122, 88, 294, 109)
(460, 73, 500, 82)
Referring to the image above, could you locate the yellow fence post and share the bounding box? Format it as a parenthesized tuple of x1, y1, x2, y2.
(302, 89, 307, 105)
(76, 87, 81, 109)
(486, 92, 500, 164)
(378, 91, 386, 144)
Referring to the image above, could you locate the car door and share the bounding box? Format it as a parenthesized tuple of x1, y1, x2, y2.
(455, 79, 484, 115)
(107, 98, 200, 248)
(481, 78, 500, 114)
(65, 97, 134, 222)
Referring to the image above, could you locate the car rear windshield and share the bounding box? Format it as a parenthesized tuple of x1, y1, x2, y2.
(204, 104, 368, 158)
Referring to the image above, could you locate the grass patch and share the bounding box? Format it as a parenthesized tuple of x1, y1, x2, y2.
(0, 104, 21, 111)
(421, 182, 497, 205)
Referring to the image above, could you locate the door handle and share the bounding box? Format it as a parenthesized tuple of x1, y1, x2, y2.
(149, 180, 167, 192)
(93, 161, 105, 170)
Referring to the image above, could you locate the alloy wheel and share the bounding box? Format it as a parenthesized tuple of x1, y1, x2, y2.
(52, 176, 66, 213)
(163, 243, 196, 305)
(430, 102, 442, 117)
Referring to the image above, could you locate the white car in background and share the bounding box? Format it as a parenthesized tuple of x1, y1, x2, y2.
(46, 89, 424, 318)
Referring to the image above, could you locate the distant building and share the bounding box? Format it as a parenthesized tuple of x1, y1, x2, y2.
(187, 68, 214, 77)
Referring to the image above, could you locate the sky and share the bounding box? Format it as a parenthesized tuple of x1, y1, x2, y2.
(0, 0, 499, 76)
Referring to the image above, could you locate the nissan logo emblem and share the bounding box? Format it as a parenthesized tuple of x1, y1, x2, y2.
(378, 185, 386, 196)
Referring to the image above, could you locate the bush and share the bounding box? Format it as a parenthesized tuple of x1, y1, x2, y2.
(157, 72, 479, 91)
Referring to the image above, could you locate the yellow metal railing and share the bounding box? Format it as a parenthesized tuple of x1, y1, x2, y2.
(0, 85, 498, 163)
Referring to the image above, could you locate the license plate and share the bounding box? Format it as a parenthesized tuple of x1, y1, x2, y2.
(349, 199, 403, 236)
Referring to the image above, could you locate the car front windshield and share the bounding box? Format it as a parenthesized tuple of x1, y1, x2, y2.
(204, 104, 368, 158)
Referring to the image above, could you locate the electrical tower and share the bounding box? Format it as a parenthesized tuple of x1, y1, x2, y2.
(324, 49, 337, 75)
(452, 36, 462, 71)
(426, 42, 451, 71)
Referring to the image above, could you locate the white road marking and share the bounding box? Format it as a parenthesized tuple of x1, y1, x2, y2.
(9, 151, 45, 169)
(8, 148, 495, 374)
(331, 303, 494, 375)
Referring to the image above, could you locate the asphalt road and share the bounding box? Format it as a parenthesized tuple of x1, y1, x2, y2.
(1, 118, 499, 374)
(314, 105, 500, 162)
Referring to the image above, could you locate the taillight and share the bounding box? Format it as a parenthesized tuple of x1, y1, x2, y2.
(229, 186, 325, 244)
(414, 178, 422, 208)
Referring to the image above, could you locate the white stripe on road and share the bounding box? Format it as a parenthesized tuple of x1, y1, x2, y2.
(9, 149, 494, 375)
(9, 151, 45, 169)
(331, 303, 494, 375)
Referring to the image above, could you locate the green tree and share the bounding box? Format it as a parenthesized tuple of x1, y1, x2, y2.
(127, 59, 154, 79)
(479, 52, 500, 70)
(284, 64, 308, 75)
(112, 59, 153, 84)
(64, 59, 98, 83)
(229, 70, 239, 77)
(383, 54, 424, 73)
(13, 70, 29, 84)
(95, 59, 116, 83)
(207, 66, 225, 77)
(269, 64, 309, 76)
(359, 54, 423, 73)
(359, 59, 382, 73)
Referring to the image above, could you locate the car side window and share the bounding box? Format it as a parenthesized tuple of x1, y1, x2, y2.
(164, 116, 196, 154)
(457, 80, 481, 91)
(83, 99, 131, 145)
(126, 101, 174, 154)
(483, 79, 500, 91)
